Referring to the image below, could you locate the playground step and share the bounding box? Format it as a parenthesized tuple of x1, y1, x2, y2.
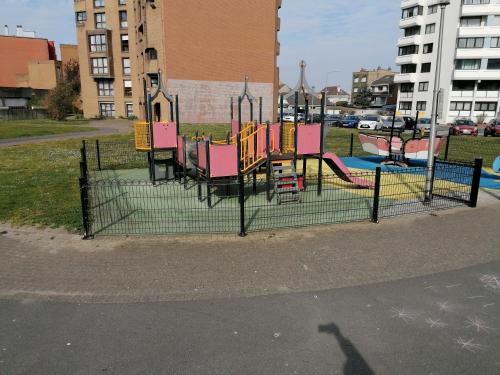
(271, 163, 301, 204)
(271, 165, 293, 172)
(274, 172, 296, 179)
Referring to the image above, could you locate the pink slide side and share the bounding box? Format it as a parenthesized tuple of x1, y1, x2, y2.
(322, 152, 374, 189)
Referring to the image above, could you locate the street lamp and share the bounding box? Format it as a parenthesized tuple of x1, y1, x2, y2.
(425, 0, 450, 201)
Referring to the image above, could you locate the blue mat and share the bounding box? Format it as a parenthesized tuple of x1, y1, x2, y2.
(340, 156, 500, 190)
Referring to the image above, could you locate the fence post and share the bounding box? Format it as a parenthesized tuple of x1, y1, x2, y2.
(444, 133, 451, 161)
(349, 133, 354, 157)
(237, 133, 246, 237)
(469, 158, 483, 208)
(96, 139, 102, 171)
(79, 153, 92, 239)
(372, 167, 382, 223)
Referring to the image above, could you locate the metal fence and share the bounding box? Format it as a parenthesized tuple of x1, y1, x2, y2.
(78, 140, 482, 238)
(0, 108, 49, 121)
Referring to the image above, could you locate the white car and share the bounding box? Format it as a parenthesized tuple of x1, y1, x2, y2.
(282, 114, 303, 122)
(358, 115, 382, 131)
(381, 116, 406, 131)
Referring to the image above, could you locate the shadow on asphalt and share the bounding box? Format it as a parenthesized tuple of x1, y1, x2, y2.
(319, 323, 375, 375)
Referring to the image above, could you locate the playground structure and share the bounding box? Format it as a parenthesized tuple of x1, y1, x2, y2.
(133, 69, 374, 207)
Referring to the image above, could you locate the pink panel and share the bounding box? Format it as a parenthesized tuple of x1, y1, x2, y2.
(153, 122, 178, 149)
(209, 144, 238, 178)
(177, 135, 185, 164)
(271, 123, 281, 152)
(198, 142, 207, 170)
(231, 120, 240, 136)
(297, 124, 321, 155)
(391, 137, 404, 154)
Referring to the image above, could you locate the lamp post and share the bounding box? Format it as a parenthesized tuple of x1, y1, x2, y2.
(425, 0, 450, 201)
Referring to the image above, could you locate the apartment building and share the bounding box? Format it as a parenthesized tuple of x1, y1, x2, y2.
(395, 0, 500, 123)
(74, 0, 281, 122)
(351, 67, 394, 103)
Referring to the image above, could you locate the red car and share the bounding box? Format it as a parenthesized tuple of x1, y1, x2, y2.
(450, 119, 478, 136)
(484, 119, 500, 137)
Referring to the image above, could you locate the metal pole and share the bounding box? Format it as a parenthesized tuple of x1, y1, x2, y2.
(388, 109, 397, 161)
(444, 133, 451, 161)
(230, 96, 234, 121)
(279, 94, 284, 152)
(412, 111, 420, 139)
(349, 133, 354, 157)
(205, 140, 212, 208)
(238, 96, 242, 132)
(372, 167, 382, 223)
(237, 133, 246, 236)
(469, 158, 483, 207)
(318, 93, 326, 196)
(293, 91, 299, 168)
(259, 97, 263, 124)
(426, 1, 449, 200)
(96, 139, 102, 171)
(266, 122, 271, 202)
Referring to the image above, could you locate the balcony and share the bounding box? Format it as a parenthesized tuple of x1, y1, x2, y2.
(397, 35, 422, 46)
(456, 48, 500, 59)
(462, 4, 500, 16)
(399, 16, 423, 29)
(400, 0, 424, 8)
(454, 69, 500, 80)
(449, 90, 475, 99)
(394, 73, 417, 83)
(459, 26, 500, 37)
(399, 92, 414, 99)
(475, 90, 500, 99)
(395, 54, 419, 65)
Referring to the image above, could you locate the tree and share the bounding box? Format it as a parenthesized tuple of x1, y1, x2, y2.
(353, 87, 373, 108)
(46, 60, 81, 120)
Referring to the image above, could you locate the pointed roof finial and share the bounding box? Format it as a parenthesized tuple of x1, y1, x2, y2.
(284, 60, 321, 100)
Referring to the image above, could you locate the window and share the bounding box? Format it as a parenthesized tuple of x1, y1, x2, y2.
(76, 11, 87, 24)
(89, 34, 107, 52)
(402, 6, 423, 19)
(97, 79, 114, 96)
(421, 63, 431, 73)
(418, 82, 429, 92)
(398, 45, 419, 56)
(455, 59, 480, 70)
(491, 37, 500, 48)
(99, 102, 115, 117)
(361, 77, 367, 83)
(457, 37, 484, 48)
(452, 81, 475, 91)
(400, 83, 414, 93)
(425, 23, 436, 34)
(119, 10, 128, 28)
(401, 64, 417, 73)
(399, 101, 412, 110)
(149, 74, 159, 87)
(460, 17, 482, 27)
(94, 0, 105, 7)
(353, 88, 359, 93)
(477, 81, 500, 91)
(487, 59, 500, 69)
(423, 43, 433, 54)
(416, 101, 427, 111)
(404, 26, 420, 37)
(121, 34, 129, 52)
(475, 102, 497, 111)
(146, 48, 157, 60)
(95, 13, 106, 29)
(122, 58, 131, 75)
(91, 58, 108, 74)
(463, 0, 490, 4)
(450, 102, 472, 111)
(125, 103, 133, 117)
(119, 0, 127, 5)
(428, 5, 438, 14)
(124, 80, 132, 96)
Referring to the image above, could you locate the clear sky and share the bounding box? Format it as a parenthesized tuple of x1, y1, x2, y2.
(1, 0, 401, 92)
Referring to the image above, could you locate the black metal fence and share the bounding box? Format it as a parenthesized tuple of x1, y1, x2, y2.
(78, 140, 482, 238)
(0, 108, 49, 121)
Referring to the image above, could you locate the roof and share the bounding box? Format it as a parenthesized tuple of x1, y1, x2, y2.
(323, 86, 349, 96)
(370, 75, 395, 86)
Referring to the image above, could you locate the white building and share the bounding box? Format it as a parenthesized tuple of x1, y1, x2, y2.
(395, 0, 500, 124)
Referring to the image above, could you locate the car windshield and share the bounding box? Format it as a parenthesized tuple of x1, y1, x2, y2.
(364, 116, 378, 121)
(384, 117, 403, 123)
(456, 120, 474, 125)
(418, 118, 431, 124)
(345, 116, 359, 120)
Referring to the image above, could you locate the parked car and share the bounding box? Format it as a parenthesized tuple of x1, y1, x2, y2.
(282, 114, 304, 122)
(324, 114, 343, 127)
(381, 116, 406, 131)
(450, 119, 478, 136)
(416, 118, 432, 134)
(484, 119, 500, 137)
(341, 115, 361, 128)
(403, 116, 416, 129)
(357, 115, 382, 131)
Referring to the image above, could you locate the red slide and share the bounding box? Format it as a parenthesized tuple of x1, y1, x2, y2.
(322, 152, 374, 189)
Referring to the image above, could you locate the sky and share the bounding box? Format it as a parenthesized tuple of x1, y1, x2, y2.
(0, 0, 401, 92)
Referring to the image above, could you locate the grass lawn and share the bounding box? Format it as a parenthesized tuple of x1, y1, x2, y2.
(0, 119, 96, 140)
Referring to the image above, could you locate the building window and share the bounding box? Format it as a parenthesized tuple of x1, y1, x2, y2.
(425, 23, 436, 34)
(122, 58, 131, 75)
(457, 37, 484, 48)
(402, 6, 423, 19)
(455, 59, 480, 70)
(404, 26, 420, 37)
(428, 5, 438, 14)
(91, 58, 109, 74)
(452, 80, 475, 91)
(491, 37, 500, 48)
(423, 43, 433, 54)
(353, 88, 359, 93)
(149, 73, 158, 87)
(475, 102, 497, 111)
(146, 48, 158, 60)
(450, 101, 472, 111)
(460, 16, 482, 27)
(421, 63, 431, 73)
(400, 83, 414, 93)
(463, 0, 491, 4)
(361, 77, 367, 83)
(401, 64, 417, 73)
(97, 79, 114, 96)
(125, 103, 133, 117)
(119, 10, 128, 28)
(99, 102, 116, 117)
(398, 45, 419, 56)
(89, 34, 107, 52)
(487, 59, 500, 69)
(95, 13, 106, 29)
(119, 0, 127, 5)
(124, 80, 132, 96)
(418, 82, 429, 92)
(76, 11, 87, 24)
(416, 101, 427, 111)
(477, 81, 499, 91)
(94, 0, 105, 7)
(399, 101, 412, 110)
(354, 78, 359, 83)
(120, 34, 129, 52)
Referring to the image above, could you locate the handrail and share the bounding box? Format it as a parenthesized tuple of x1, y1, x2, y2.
(134, 121, 151, 151)
(240, 126, 274, 172)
